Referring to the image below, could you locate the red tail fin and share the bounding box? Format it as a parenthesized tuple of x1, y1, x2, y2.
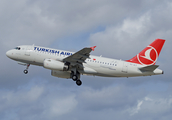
(126, 39, 165, 65)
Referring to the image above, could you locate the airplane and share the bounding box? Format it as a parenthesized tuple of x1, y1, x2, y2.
(6, 39, 165, 86)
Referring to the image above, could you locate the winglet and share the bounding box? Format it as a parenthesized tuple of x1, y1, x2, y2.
(90, 46, 96, 51)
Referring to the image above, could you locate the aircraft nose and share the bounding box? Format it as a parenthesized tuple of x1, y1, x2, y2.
(6, 50, 13, 58)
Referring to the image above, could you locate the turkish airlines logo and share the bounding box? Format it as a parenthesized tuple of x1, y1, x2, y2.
(137, 46, 158, 65)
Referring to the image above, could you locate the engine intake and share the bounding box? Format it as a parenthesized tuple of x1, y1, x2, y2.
(43, 59, 69, 71)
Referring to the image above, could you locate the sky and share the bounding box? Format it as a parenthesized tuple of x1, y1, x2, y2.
(1, 0, 172, 120)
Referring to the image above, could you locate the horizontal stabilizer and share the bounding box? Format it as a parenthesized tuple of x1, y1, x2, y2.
(139, 65, 159, 72)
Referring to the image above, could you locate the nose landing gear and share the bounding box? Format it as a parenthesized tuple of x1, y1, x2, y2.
(24, 69, 28, 74)
(23, 64, 30, 74)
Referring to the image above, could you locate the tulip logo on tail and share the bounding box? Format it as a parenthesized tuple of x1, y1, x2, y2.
(137, 46, 158, 65)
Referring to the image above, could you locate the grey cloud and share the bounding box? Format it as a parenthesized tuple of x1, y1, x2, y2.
(90, 12, 155, 58)
(0, 81, 78, 120)
(77, 85, 145, 111)
(0, 0, 160, 47)
(0, 80, 171, 120)
(89, 1, 172, 58)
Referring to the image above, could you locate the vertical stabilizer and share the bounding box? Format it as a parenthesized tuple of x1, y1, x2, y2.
(126, 39, 165, 65)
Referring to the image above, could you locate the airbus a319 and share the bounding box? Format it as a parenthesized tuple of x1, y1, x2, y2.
(6, 39, 165, 86)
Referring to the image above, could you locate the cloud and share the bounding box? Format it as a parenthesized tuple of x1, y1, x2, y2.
(89, 0, 172, 59)
(0, 81, 171, 120)
(1, 0, 164, 48)
(0, 81, 78, 120)
(127, 96, 172, 120)
(90, 12, 152, 59)
(130, 100, 143, 116)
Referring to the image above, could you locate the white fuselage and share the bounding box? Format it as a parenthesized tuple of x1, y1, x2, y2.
(6, 45, 163, 78)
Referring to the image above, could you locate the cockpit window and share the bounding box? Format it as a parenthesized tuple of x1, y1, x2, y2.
(15, 47, 21, 50)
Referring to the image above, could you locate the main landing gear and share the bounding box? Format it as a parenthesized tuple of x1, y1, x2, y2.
(76, 80, 82, 86)
(23, 64, 30, 74)
(71, 71, 82, 86)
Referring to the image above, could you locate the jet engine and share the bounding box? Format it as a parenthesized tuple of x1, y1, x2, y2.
(51, 70, 71, 78)
(43, 59, 69, 71)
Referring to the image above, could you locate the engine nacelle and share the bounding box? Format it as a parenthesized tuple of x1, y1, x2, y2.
(51, 70, 71, 78)
(43, 59, 69, 71)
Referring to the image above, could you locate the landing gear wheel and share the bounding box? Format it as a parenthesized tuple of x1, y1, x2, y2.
(76, 80, 82, 86)
(72, 75, 78, 81)
(24, 70, 28, 74)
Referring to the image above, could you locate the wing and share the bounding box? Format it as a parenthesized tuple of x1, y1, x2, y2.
(63, 46, 96, 68)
